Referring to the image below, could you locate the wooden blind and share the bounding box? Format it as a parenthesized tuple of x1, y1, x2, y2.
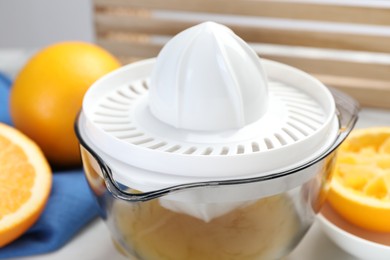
(93, 0, 390, 108)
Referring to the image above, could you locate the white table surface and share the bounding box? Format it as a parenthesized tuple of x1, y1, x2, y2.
(2, 50, 390, 260)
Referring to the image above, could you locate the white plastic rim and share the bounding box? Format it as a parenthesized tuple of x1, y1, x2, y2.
(82, 58, 338, 184)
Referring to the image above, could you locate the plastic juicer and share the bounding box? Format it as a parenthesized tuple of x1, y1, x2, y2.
(75, 22, 359, 259)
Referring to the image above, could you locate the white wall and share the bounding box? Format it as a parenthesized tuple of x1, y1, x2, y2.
(0, 0, 94, 48)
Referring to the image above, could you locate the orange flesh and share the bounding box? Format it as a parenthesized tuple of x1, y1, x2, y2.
(328, 128, 390, 232)
(0, 123, 51, 247)
(0, 135, 35, 220)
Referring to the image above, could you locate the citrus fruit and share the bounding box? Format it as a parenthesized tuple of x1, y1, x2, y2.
(0, 122, 52, 247)
(9, 42, 121, 167)
(328, 127, 390, 232)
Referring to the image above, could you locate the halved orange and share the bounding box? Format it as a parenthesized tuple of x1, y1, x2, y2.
(0, 123, 52, 247)
(328, 127, 390, 232)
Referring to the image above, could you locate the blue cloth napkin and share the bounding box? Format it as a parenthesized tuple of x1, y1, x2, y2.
(0, 72, 12, 125)
(0, 72, 99, 258)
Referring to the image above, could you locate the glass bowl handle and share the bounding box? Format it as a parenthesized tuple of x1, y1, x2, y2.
(327, 87, 359, 152)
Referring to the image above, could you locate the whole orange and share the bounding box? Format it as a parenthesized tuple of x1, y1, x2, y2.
(9, 42, 121, 167)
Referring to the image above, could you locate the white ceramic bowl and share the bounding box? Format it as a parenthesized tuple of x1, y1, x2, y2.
(318, 202, 390, 260)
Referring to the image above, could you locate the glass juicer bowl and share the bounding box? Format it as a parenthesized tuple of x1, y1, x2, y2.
(75, 22, 359, 260)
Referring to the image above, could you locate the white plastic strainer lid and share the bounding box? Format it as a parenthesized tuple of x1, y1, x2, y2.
(82, 22, 338, 182)
(80, 22, 340, 221)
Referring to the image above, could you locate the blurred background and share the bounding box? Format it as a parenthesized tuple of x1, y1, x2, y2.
(0, 0, 389, 104)
(0, 0, 94, 48)
(0, 0, 93, 78)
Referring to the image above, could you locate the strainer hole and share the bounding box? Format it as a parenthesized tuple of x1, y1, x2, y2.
(282, 127, 298, 141)
(99, 104, 128, 112)
(275, 134, 287, 146)
(119, 132, 144, 139)
(129, 84, 141, 95)
(148, 142, 167, 149)
(251, 142, 260, 152)
(132, 138, 154, 145)
(108, 96, 129, 106)
(93, 120, 132, 125)
(203, 147, 213, 155)
(237, 145, 245, 154)
(184, 147, 197, 154)
(265, 138, 274, 150)
(118, 90, 135, 100)
(103, 126, 136, 132)
(94, 111, 128, 118)
(220, 147, 229, 155)
(166, 145, 181, 153)
(142, 80, 149, 90)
